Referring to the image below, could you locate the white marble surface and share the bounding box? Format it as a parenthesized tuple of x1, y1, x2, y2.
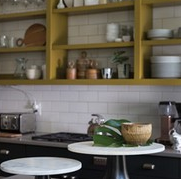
(68, 141, 165, 156)
(0, 157, 81, 176)
(1, 175, 34, 179)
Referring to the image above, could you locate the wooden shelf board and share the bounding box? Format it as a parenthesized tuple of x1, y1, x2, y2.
(0, 10, 46, 22)
(143, 0, 181, 6)
(143, 39, 181, 46)
(0, 46, 46, 53)
(138, 79, 181, 85)
(53, 42, 134, 50)
(0, 78, 181, 85)
(53, 1, 134, 15)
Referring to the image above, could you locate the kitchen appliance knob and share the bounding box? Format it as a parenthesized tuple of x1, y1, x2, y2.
(0, 149, 9, 155)
(70, 176, 78, 179)
(142, 163, 155, 170)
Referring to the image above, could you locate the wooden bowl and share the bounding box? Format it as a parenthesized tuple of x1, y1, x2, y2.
(121, 123, 152, 145)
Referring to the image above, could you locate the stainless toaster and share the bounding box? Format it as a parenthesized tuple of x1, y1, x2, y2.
(0, 112, 36, 133)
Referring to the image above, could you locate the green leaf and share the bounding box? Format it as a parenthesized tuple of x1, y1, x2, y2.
(93, 135, 116, 146)
(93, 134, 124, 147)
(95, 126, 123, 140)
(104, 119, 130, 130)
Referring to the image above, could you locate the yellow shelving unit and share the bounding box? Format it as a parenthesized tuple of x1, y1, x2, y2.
(0, 0, 181, 85)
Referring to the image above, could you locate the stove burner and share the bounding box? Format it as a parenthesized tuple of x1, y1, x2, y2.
(32, 132, 92, 143)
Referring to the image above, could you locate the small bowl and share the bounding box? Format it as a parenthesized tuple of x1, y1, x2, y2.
(121, 123, 152, 145)
(26, 69, 42, 80)
(122, 35, 131, 42)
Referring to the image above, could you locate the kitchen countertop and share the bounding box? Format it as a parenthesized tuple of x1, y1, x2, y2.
(0, 133, 180, 158)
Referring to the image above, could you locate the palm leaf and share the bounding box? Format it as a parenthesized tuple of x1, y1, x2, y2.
(104, 119, 130, 130)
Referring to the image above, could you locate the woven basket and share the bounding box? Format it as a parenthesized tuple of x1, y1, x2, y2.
(121, 123, 152, 145)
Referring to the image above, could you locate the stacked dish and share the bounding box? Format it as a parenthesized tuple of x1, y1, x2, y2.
(147, 29, 173, 40)
(151, 56, 181, 78)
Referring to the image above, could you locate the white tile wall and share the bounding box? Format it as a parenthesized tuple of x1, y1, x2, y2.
(0, 84, 181, 140)
(0, 3, 181, 141)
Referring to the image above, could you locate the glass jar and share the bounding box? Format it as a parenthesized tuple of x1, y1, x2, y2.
(14, 58, 28, 79)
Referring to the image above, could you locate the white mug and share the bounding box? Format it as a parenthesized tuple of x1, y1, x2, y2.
(0, 35, 8, 48)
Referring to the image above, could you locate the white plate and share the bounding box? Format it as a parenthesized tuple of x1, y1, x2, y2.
(149, 37, 170, 40)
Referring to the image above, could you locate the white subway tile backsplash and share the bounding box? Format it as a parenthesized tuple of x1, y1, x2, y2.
(98, 91, 119, 102)
(108, 103, 128, 114)
(69, 36, 88, 44)
(88, 102, 107, 114)
(41, 102, 51, 112)
(51, 102, 69, 113)
(60, 113, 78, 123)
(79, 25, 98, 36)
(128, 104, 151, 115)
(163, 17, 181, 29)
(1, 84, 181, 139)
(42, 91, 60, 101)
(60, 91, 79, 101)
(79, 91, 98, 102)
(108, 11, 130, 23)
(88, 13, 108, 24)
(162, 45, 181, 55)
(68, 26, 79, 37)
(139, 92, 162, 103)
(69, 85, 88, 91)
(69, 102, 88, 113)
(174, 5, 181, 17)
(69, 15, 88, 26)
(162, 92, 181, 102)
(153, 6, 174, 19)
(118, 92, 139, 103)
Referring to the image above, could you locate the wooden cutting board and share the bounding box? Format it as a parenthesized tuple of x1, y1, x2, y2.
(24, 23, 46, 47)
(0, 132, 22, 138)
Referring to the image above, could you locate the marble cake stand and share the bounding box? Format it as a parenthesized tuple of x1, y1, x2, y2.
(0, 157, 82, 179)
(68, 141, 165, 179)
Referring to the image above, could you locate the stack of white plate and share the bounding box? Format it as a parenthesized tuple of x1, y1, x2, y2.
(151, 56, 181, 78)
(106, 23, 119, 42)
(147, 29, 173, 40)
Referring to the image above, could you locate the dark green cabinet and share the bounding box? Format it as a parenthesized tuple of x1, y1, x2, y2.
(0, 142, 180, 179)
(127, 155, 180, 179)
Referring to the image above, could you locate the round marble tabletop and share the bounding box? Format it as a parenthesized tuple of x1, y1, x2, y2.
(0, 157, 82, 176)
(68, 141, 165, 156)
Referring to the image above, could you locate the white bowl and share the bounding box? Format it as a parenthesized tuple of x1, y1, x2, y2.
(151, 56, 181, 78)
(122, 35, 131, 42)
(26, 69, 42, 80)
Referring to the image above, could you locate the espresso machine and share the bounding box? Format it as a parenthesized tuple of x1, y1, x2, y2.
(156, 101, 179, 145)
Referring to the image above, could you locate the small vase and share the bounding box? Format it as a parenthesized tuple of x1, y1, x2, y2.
(117, 64, 130, 79)
(57, 0, 66, 9)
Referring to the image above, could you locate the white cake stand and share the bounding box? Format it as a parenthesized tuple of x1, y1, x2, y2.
(0, 157, 82, 179)
(68, 141, 165, 179)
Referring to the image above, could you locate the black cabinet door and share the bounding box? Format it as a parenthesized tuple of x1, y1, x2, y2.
(127, 155, 180, 179)
(0, 143, 26, 176)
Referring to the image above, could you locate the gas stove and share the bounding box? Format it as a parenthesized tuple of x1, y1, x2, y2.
(32, 132, 92, 143)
